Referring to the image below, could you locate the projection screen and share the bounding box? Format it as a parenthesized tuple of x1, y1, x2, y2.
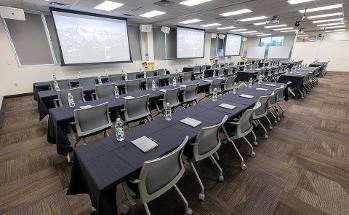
(51, 9, 131, 65)
(177, 27, 205, 58)
(225, 34, 242, 56)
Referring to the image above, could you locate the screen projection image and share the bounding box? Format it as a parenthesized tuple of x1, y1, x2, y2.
(177, 27, 205, 58)
(51, 10, 131, 64)
(225, 34, 242, 56)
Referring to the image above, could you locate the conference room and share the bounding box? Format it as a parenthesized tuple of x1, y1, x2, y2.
(0, 0, 348, 214)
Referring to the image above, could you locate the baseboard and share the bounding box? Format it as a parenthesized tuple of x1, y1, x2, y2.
(3, 92, 33, 98)
(0, 96, 3, 113)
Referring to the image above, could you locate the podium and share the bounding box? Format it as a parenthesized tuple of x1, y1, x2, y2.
(142, 62, 154, 72)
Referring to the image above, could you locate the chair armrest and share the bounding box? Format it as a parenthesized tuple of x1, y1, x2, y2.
(53, 99, 59, 108)
(91, 93, 97, 100)
(119, 108, 127, 112)
(225, 121, 239, 125)
(128, 178, 140, 184)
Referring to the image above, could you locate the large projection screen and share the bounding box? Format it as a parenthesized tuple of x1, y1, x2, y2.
(51, 8, 131, 65)
(177, 27, 205, 58)
(225, 34, 241, 56)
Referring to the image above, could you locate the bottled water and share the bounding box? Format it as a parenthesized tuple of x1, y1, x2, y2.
(212, 88, 218, 101)
(115, 118, 125, 141)
(67, 93, 75, 108)
(258, 75, 263, 84)
(78, 72, 81, 79)
(114, 86, 120, 98)
(165, 102, 172, 121)
(232, 83, 237, 94)
(172, 77, 177, 86)
(53, 74, 59, 90)
(98, 75, 102, 85)
(143, 70, 147, 78)
(248, 78, 253, 88)
(152, 79, 156, 91)
(213, 71, 216, 77)
(122, 70, 127, 80)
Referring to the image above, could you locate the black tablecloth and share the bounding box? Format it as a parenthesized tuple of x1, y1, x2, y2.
(277, 68, 316, 89)
(67, 82, 286, 215)
(235, 70, 259, 82)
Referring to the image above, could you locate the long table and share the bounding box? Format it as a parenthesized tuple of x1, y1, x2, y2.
(66, 82, 285, 215)
(278, 67, 319, 89)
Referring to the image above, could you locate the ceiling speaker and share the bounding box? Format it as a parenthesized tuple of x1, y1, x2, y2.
(0, 6, 25, 20)
(218, 34, 226, 39)
(140, 24, 152, 33)
(211, 33, 217, 38)
(161, 26, 170, 34)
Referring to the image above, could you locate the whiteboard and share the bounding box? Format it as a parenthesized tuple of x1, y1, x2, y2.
(225, 34, 241, 56)
(268, 46, 291, 59)
(247, 47, 265, 59)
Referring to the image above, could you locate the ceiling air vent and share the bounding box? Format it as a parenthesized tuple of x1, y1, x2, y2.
(154, 0, 175, 7)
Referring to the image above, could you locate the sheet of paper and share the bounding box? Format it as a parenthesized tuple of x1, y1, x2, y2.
(265, 83, 276, 87)
(79, 105, 93, 109)
(256, 88, 268, 91)
(123, 96, 135, 99)
(219, 103, 236, 110)
(180, 117, 202, 127)
(159, 89, 167, 93)
(239, 94, 254, 99)
(131, 136, 158, 153)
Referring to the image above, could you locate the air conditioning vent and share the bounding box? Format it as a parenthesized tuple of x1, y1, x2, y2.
(154, 0, 175, 7)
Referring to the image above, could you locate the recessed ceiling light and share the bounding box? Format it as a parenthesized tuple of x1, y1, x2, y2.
(300, 4, 342, 13)
(239, 16, 268, 22)
(139, 10, 166, 18)
(94, 1, 124, 11)
(264, 24, 287, 29)
(307, 12, 343, 19)
(257, 34, 272, 36)
(254, 22, 267, 26)
(201, 23, 221, 27)
(312, 18, 344, 23)
(325, 29, 346, 33)
(317, 22, 344, 27)
(280, 30, 298, 32)
(216, 26, 236, 30)
(273, 27, 293, 31)
(321, 25, 345, 29)
(220, 9, 252, 17)
(179, 19, 202, 24)
(230, 28, 248, 32)
(180, 0, 213, 6)
(241, 31, 257, 34)
(288, 0, 314, 5)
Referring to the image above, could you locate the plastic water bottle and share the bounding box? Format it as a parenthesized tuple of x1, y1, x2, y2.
(212, 88, 218, 101)
(115, 118, 125, 141)
(114, 86, 120, 98)
(53, 75, 59, 90)
(258, 75, 263, 84)
(67, 93, 75, 108)
(152, 79, 156, 91)
(165, 103, 172, 121)
(98, 75, 102, 85)
(232, 83, 237, 94)
(122, 70, 127, 80)
(143, 70, 147, 78)
(172, 77, 177, 86)
(248, 78, 253, 88)
(213, 71, 216, 77)
(78, 72, 81, 79)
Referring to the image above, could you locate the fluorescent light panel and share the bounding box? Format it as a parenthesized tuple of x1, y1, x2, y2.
(180, 0, 213, 6)
(280, 30, 297, 32)
(254, 22, 267, 26)
(322, 25, 345, 29)
(300, 4, 342, 13)
(94, 1, 124, 11)
(317, 22, 344, 27)
(179, 19, 202, 24)
(139, 10, 166, 18)
(220, 9, 252, 17)
(241, 31, 257, 34)
(312, 18, 344, 23)
(264, 24, 287, 29)
(217, 26, 236, 30)
(288, 0, 314, 5)
(201, 23, 221, 27)
(239, 16, 268, 22)
(308, 12, 343, 19)
(273, 27, 293, 31)
(230, 28, 248, 32)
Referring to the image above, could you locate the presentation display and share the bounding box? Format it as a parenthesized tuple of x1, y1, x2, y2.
(177, 27, 205, 58)
(51, 9, 131, 65)
(225, 34, 242, 56)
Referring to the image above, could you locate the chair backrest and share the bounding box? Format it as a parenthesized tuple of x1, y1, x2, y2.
(269, 90, 278, 106)
(145, 77, 160, 90)
(211, 64, 217, 69)
(163, 88, 180, 108)
(193, 115, 228, 161)
(201, 65, 207, 72)
(49, 79, 71, 90)
(124, 95, 150, 122)
(253, 96, 269, 118)
(126, 72, 138, 80)
(57, 87, 85, 107)
(108, 74, 123, 82)
(193, 66, 201, 72)
(227, 67, 234, 75)
(79, 77, 96, 89)
(125, 80, 141, 93)
(183, 72, 193, 82)
(276, 85, 285, 102)
(138, 136, 188, 203)
(204, 69, 214, 78)
(183, 84, 198, 103)
(156, 69, 166, 76)
(224, 76, 236, 91)
(218, 68, 224, 76)
(235, 102, 261, 136)
(209, 79, 223, 93)
(169, 74, 180, 85)
(73, 102, 112, 138)
(95, 83, 116, 99)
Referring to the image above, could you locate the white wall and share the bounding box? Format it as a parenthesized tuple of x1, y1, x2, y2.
(291, 31, 349, 72)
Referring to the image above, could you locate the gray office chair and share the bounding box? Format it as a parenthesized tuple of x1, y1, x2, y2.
(145, 77, 160, 90)
(268, 90, 280, 123)
(127, 72, 138, 80)
(218, 68, 224, 77)
(188, 115, 228, 201)
(226, 67, 234, 76)
(157, 69, 167, 76)
(122, 136, 192, 215)
(169, 74, 180, 85)
(223, 76, 236, 92)
(49, 79, 71, 90)
(94, 83, 116, 99)
(79, 77, 96, 90)
(182, 84, 198, 107)
(209, 79, 223, 94)
(125, 80, 141, 93)
(222, 102, 261, 170)
(275, 85, 286, 117)
(68, 102, 112, 162)
(155, 88, 181, 114)
(252, 96, 272, 139)
(54, 87, 85, 107)
(200, 65, 207, 73)
(108, 74, 123, 82)
(120, 95, 152, 126)
(183, 72, 193, 82)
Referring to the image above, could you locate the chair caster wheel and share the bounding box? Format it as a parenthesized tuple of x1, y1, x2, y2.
(274, 121, 278, 124)
(250, 151, 256, 158)
(269, 126, 273, 130)
(198, 193, 205, 201)
(186, 208, 193, 215)
(218, 175, 224, 182)
(254, 141, 258, 146)
(121, 204, 130, 214)
(278, 118, 281, 121)
(264, 134, 268, 139)
(241, 162, 247, 170)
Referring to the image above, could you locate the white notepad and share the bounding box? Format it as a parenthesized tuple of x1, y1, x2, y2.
(124, 96, 135, 99)
(256, 88, 268, 91)
(131, 136, 158, 153)
(79, 105, 93, 109)
(180, 85, 187, 88)
(219, 103, 236, 110)
(204, 80, 213, 83)
(180, 117, 202, 127)
(239, 94, 254, 99)
(159, 89, 167, 93)
(265, 83, 276, 87)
